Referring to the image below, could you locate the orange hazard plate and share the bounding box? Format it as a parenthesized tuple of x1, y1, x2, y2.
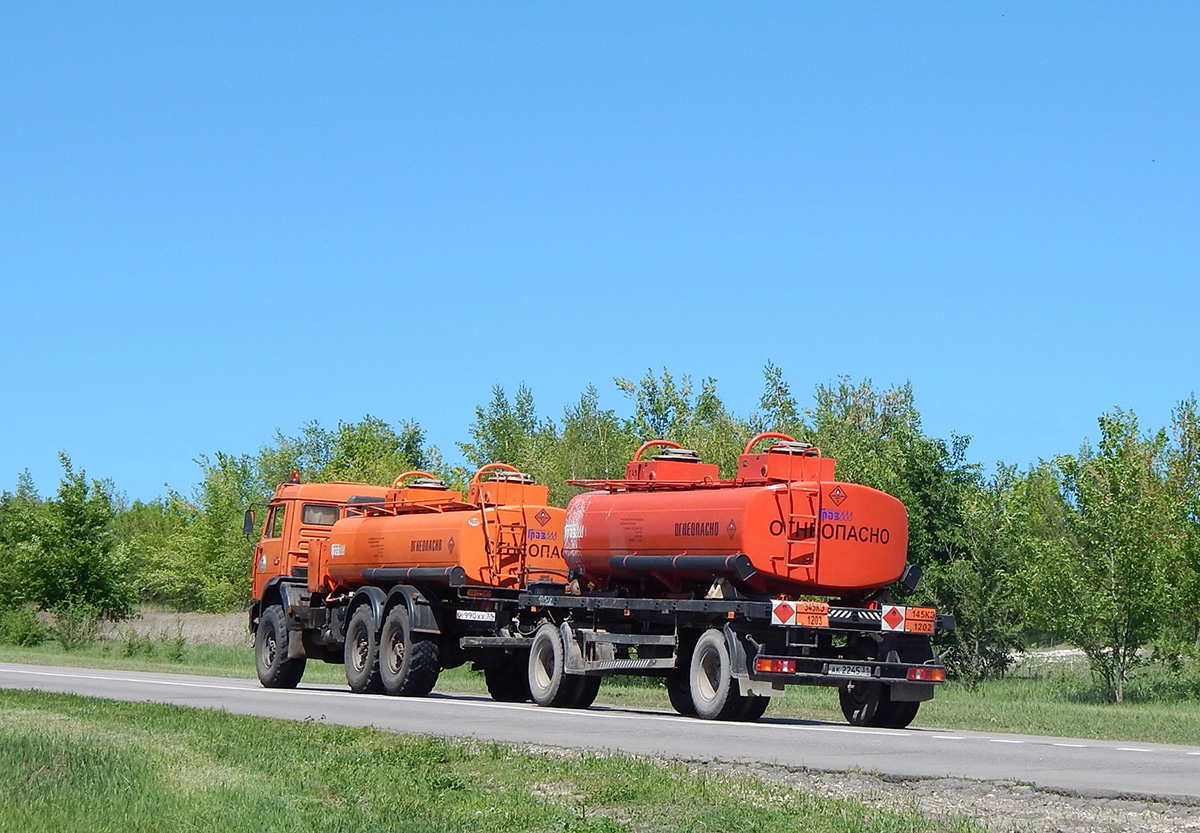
(797, 600, 829, 627)
(905, 607, 936, 633)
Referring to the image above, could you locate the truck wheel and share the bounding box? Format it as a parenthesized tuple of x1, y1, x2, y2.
(566, 675, 601, 709)
(485, 656, 532, 703)
(838, 679, 885, 726)
(527, 623, 577, 707)
(665, 670, 696, 716)
(379, 606, 441, 697)
(878, 695, 920, 729)
(736, 695, 770, 722)
(688, 628, 745, 720)
(255, 605, 306, 689)
(344, 606, 383, 694)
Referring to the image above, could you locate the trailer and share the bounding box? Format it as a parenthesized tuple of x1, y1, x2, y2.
(249, 436, 953, 727)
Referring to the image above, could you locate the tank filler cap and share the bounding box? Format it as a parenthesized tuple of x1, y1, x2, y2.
(650, 448, 702, 463)
(407, 477, 448, 490)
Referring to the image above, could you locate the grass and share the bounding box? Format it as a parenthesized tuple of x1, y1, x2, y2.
(3, 636, 1200, 747)
(0, 689, 983, 833)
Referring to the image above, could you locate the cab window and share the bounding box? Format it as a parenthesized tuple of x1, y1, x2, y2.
(302, 504, 339, 526)
(264, 505, 286, 539)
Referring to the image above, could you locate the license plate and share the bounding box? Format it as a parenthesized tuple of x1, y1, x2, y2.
(455, 610, 495, 622)
(827, 662, 873, 678)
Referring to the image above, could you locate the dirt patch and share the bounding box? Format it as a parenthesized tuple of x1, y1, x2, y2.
(100, 610, 249, 647)
(695, 761, 1200, 833)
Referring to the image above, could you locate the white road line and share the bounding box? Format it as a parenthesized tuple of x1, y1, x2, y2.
(989, 739, 1024, 744)
(1052, 743, 1088, 748)
(932, 735, 965, 740)
(1116, 748, 1153, 753)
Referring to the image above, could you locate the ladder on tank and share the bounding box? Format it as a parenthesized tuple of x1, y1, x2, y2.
(480, 504, 528, 587)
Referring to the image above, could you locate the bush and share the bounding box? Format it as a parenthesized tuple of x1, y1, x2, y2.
(49, 603, 101, 651)
(0, 605, 47, 647)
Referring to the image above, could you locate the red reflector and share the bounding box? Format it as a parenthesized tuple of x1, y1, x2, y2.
(906, 667, 947, 682)
(754, 658, 796, 674)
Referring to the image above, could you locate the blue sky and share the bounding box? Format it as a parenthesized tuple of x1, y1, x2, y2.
(2, 4, 1196, 502)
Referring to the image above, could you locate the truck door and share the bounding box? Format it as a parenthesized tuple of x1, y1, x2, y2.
(252, 503, 288, 599)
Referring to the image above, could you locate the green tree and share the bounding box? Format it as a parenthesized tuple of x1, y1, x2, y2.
(1025, 410, 1180, 702)
(2, 455, 134, 618)
(1168, 396, 1200, 652)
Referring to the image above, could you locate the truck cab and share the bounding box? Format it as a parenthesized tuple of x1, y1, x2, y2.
(250, 479, 390, 602)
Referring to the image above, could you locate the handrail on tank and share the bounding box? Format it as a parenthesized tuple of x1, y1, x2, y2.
(630, 439, 683, 461)
(470, 462, 523, 485)
(391, 470, 440, 489)
(742, 432, 821, 457)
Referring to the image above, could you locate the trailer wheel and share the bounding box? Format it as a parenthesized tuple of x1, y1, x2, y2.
(878, 696, 920, 729)
(255, 605, 306, 689)
(735, 695, 770, 723)
(665, 670, 696, 716)
(380, 606, 441, 697)
(528, 623, 577, 707)
(567, 675, 602, 709)
(344, 606, 383, 694)
(688, 629, 745, 720)
(485, 655, 532, 703)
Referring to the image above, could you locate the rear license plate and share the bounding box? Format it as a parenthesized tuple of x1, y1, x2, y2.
(827, 663, 873, 678)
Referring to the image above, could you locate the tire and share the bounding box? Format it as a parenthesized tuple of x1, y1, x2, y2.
(566, 674, 602, 709)
(688, 628, 746, 720)
(379, 605, 441, 697)
(665, 669, 696, 716)
(527, 623, 578, 707)
(838, 680, 920, 728)
(878, 696, 920, 729)
(255, 605, 306, 689)
(485, 656, 532, 703)
(735, 695, 770, 723)
(344, 605, 383, 694)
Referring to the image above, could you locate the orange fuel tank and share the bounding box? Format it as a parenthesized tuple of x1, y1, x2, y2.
(563, 436, 908, 597)
(311, 466, 567, 593)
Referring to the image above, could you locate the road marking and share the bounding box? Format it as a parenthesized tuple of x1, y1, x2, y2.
(989, 739, 1024, 744)
(1117, 748, 1153, 753)
(1188, 752, 1200, 756)
(1052, 743, 1088, 748)
(932, 735, 965, 740)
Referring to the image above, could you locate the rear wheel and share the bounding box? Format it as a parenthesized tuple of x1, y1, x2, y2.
(665, 669, 696, 716)
(528, 623, 583, 707)
(567, 675, 602, 709)
(344, 606, 383, 694)
(736, 695, 770, 722)
(379, 605, 440, 697)
(688, 628, 745, 720)
(255, 605, 306, 689)
(485, 656, 532, 703)
(839, 681, 919, 728)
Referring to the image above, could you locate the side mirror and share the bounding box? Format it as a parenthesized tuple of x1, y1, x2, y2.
(243, 509, 255, 536)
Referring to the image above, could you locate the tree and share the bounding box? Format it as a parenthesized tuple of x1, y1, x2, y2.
(2, 455, 134, 618)
(459, 384, 542, 473)
(1025, 410, 1179, 702)
(1168, 396, 1200, 651)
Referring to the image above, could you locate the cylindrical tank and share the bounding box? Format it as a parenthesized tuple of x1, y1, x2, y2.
(562, 437, 909, 597)
(311, 466, 568, 592)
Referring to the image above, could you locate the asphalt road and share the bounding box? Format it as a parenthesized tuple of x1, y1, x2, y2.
(3, 661, 1200, 803)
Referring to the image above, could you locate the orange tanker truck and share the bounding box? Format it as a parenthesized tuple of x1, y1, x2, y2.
(249, 434, 953, 727)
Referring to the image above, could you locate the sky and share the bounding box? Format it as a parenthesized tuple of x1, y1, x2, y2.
(1, 4, 1196, 502)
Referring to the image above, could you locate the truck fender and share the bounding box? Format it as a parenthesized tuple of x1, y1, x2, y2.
(384, 585, 442, 635)
(251, 576, 294, 631)
(346, 586, 387, 634)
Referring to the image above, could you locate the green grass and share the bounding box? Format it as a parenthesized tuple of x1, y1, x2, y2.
(4, 638, 1200, 746)
(0, 689, 982, 833)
